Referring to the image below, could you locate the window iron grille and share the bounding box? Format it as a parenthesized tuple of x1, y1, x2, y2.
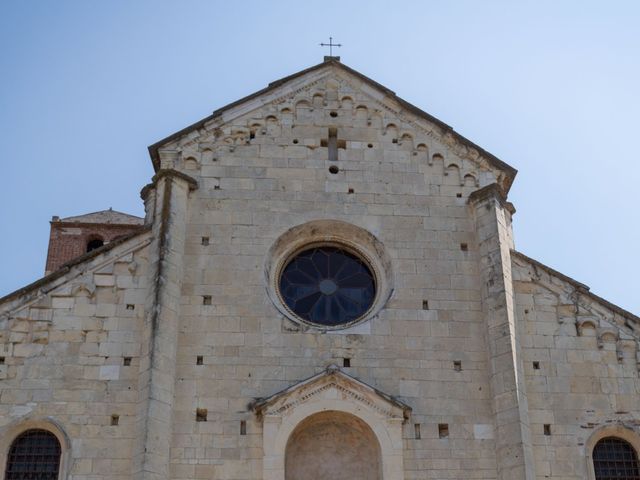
(5, 429, 61, 480)
(593, 437, 640, 480)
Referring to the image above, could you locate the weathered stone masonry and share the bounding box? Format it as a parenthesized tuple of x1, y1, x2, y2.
(1, 58, 639, 480)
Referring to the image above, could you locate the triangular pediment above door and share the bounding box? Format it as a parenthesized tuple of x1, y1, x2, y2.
(249, 365, 411, 420)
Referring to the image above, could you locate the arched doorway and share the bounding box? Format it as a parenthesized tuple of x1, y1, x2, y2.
(252, 366, 409, 480)
(285, 410, 382, 480)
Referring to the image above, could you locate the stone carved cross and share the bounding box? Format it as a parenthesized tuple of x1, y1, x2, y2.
(321, 127, 346, 162)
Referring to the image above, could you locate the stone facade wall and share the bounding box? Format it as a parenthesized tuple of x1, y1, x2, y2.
(1, 61, 638, 480)
(512, 252, 640, 479)
(167, 69, 505, 480)
(0, 233, 151, 480)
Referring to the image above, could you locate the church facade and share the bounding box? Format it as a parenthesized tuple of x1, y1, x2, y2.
(1, 58, 639, 480)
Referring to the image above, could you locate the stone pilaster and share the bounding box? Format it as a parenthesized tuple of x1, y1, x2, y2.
(135, 165, 197, 480)
(469, 184, 534, 480)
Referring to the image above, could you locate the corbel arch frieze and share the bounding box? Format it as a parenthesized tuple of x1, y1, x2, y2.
(514, 257, 640, 345)
(70, 281, 96, 298)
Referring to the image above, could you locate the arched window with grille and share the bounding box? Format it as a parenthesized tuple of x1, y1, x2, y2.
(593, 436, 640, 480)
(5, 429, 61, 480)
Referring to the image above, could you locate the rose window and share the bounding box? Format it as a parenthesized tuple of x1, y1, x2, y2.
(279, 246, 376, 327)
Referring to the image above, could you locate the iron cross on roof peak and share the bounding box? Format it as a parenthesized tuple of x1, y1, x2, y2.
(320, 36, 342, 57)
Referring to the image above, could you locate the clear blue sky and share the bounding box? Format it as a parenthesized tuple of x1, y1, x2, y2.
(1, 1, 638, 313)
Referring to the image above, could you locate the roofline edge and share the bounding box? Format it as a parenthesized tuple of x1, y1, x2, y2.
(511, 250, 639, 324)
(0, 226, 152, 306)
(146, 60, 517, 192)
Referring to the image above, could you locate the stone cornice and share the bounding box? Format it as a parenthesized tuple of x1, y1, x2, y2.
(468, 183, 516, 214)
(140, 169, 198, 200)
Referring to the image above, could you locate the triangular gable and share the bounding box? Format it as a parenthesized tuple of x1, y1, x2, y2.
(148, 59, 517, 193)
(60, 209, 144, 225)
(249, 365, 411, 420)
(511, 250, 640, 340)
(0, 227, 151, 310)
